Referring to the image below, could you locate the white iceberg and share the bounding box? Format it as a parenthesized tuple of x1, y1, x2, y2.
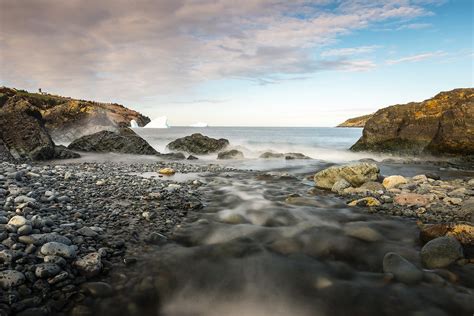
(130, 119, 139, 128)
(144, 116, 169, 128)
(190, 122, 208, 127)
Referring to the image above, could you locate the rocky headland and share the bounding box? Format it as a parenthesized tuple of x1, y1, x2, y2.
(0, 87, 150, 143)
(351, 88, 474, 155)
(337, 114, 373, 128)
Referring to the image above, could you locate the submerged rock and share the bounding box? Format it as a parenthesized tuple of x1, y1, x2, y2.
(167, 133, 229, 154)
(259, 152, 310, 159)
(420, 236, 463, 268)
(217, 149, 244, 160)
(383, 252, 423, 284)
(68, 128, 158, 155)
(314, 162, 380, 190)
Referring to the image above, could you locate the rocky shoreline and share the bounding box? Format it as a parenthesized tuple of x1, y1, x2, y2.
(0, 160, 236, 316)
(0, 156, 473, 315)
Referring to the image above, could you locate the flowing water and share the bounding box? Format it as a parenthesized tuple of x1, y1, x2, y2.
(71, 127, 474, 315)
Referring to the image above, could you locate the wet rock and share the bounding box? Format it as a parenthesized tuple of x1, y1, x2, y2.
(331, 179, 351, 193)
(157, 152, 187, 160)
(35, 263, 61, 278)
(344, 224, 382, 242)
(314, 162, 379, 190)
(158, 168, 176, 176)
(348, 197, 381, 207)
(419, 223, 474, 247)
(187, 155, 198, 160)
(80, 282, 114, 298)
(259, 152, 310, 159)
(68, 128, 158, 155)
(40, 242, 76, 259)
(382, 175, 408, 189)
(383, 252, 423, 284)
(421, 236, 464, 268)
(167, 133, 229, 154)
(394, 193, 430, 206)
(359, 181, 385, 192)
(218, 210, 248, 224)
(74, 252, 102, 277)
(0, 270, 25, 289)
(217, 149, 244, 160)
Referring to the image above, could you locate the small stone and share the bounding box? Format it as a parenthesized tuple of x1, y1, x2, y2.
(18, 224, 32, 236)
(35, 263, 61, 278)
(348, 197, 381, 207)
(76, 227, 98, 237)
(394, 193, 430, 206)
(443, 197, 462, 206)
(331, 179, 351, 193)
(40, 242, 76, 259)
(0, 270, 25, 289)
(344, 224, 382, 242)
(74, 252, 102, 277)
(382, 175, 408, 189)
(14, 196, 36, 204)
(8, 215, 27, 227)
(421, 236, 464, 269)
(158, 168, 176, 175)
(383, 252, 422, 284)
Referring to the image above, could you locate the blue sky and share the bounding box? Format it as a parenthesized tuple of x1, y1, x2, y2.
(1, 0, 472, 126)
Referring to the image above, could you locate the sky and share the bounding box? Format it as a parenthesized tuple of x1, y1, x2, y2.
(0, 0, 472, 127)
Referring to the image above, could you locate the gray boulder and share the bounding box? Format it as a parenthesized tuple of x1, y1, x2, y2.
(217, 149, 244, 160)
(68, 128, 157, 155)
(421, 236, 464, 268)
(167, 133, 229, 154)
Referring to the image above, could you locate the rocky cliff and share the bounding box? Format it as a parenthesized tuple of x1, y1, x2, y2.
(0, 87, 150, 142)
(351, 88, 474, 155)
(337, 114, 373, 127)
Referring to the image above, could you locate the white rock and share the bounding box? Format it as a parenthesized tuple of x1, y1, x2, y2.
(8, 215, 27, 227)
(40, 242, 76, 259)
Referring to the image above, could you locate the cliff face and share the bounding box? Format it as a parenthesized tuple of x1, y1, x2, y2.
(351, 88, 474, 155)
(337, 114, 373, 128)
(0, 87, 150, 142)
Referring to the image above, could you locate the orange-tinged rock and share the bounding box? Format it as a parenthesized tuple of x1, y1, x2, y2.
(419, 223, 474, 247)
(158, 168, 176, 176)
(394, 193, 430, 206)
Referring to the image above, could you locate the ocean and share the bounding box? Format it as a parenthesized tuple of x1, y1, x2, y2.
(134, 126, 371, 163)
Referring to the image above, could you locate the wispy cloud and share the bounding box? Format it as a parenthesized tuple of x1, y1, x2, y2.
(321, 45, 380, 57)
(397, 23, 433, 30)
(386, 51, 446, 65)
(0, 0, 439, 102)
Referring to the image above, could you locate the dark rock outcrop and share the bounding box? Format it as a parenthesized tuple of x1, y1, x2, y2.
(68, 128, 158, 155)
(167, 133, 229, 155)
(0, 87, 150, 142)
(0, 100, 79, 161)
(351, 88, 474, 155)
(260, 152, 310, 160)
(217, 149, 244, 160)
(337, 114, 373, 128)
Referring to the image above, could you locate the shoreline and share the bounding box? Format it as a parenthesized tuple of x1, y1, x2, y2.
(1, 157, 473, 315)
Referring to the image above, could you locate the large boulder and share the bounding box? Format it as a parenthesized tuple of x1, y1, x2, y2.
(167, 133, 229, 154)
(0, 97, 79, 160)
(68, 128, 158, 155)
(217, 149, 244, 160)
(313, 162, 380, 190)
(0, 87, 150, 143)
(351, 88, 474, 155)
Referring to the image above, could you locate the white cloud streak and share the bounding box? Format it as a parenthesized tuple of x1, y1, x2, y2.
(386, 51, 446, 64)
